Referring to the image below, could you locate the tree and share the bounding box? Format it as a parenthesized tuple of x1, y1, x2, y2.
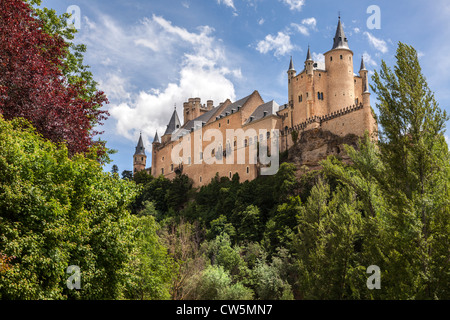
(123, 202, 177, 300)
(0, 116, 137, 299)
(111, 165, 119, 174)
(321, 43, 450, 299)
(0, 0, 108, 156)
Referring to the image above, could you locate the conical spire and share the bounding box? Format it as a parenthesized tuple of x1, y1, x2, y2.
(153, 131, 160, 144)
(164, 109, 181, 136)
(360, 56, 367, 71)
(332, 16, 349, 50)
(306, 45, 313, 61)
(288, 56, 295, 71)
(134, 133, 146, 156)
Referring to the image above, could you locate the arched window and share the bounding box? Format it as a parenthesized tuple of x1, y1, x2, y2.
(321, 92, 324, 100)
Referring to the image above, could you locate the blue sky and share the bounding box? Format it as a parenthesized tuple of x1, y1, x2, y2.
(38, 0, 450, 174)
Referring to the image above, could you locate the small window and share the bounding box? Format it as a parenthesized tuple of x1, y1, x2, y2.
(267, 131, 270, 139)
(188, 157, 191, 165)
(200, 176, 202, 183)
(321, 93, 324, 100)
(200, 152, 203, 160)
(219, 123, 221, 128)
(162, 156, 164, 161)
(227, 119, 230, 124)
(246, 167, 249, 174)
(161, 168, 164, 175)
(211, 148, 215, 156)
(340, 55, 343, 60)
(229, 172, 232, 179)
(330, 56, 333, 61)
(171, 164, 174, 172)
(318, 92, 321, 100)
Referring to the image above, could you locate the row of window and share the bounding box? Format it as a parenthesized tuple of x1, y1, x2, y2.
(299, 92, 325, 102)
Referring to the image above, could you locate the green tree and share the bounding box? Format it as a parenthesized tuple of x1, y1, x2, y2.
(124, 202, 176, 300)
(321, 42, 450, 299)
(0, 116, 138, 299)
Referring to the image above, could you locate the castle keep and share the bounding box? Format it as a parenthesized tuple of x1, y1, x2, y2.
(133, 18, 378, 186)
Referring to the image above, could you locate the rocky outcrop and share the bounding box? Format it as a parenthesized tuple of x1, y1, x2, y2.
(287, 128, 360, 171)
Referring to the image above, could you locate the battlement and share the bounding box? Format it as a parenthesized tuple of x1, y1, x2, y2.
(283, 103, 365, 135)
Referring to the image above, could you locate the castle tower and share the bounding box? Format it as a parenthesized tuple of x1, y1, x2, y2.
(359, 56, 370, 106)
(305, 46, 314, 75)
(151, 131, 160, 177)
(287, 56, 296, 108)
(305, 46, 315, 118)
(161, 108, 181, 144)
(324, 17, 355, 114)
(133, 133, 147, 174)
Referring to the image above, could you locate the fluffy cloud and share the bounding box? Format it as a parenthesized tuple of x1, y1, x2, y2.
(256, 32, 295, 57)
(290, 17, 317, 36)
(362, 51, 377, 68)
(80, 14, 239, 144)
(364, 32, 388, 54)
(280, 0, 305, 11)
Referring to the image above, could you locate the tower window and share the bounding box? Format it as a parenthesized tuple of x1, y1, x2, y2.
(321, 93, 324, 100)
(299, 95, 303, 102)
(161, 168, 164, 175)
(318, 92, 321, 100)
(246, 167, 249, 174)
(227, 119, 230, 124)
(200, 176, 202, 183)
(330, 56, 333, 61)
(340, 55, 343, 60)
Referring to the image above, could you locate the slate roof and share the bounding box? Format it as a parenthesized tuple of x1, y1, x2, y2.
(134, 133, 146, 156)
(245, 100, 280, 124)
(164, 109, 181, 136)
(332, 17, 350, 50)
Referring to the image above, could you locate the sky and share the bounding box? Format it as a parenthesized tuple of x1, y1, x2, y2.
(38, 0, 450, 174)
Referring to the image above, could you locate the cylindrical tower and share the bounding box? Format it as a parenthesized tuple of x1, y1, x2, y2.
(287, 56, 296, 108)
(324, 17, 355, 114)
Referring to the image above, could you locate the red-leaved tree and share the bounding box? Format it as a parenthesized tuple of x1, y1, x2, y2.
(0, 0, 108, 155)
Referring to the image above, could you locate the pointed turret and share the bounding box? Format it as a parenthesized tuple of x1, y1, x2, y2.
(134, 133, 146, 156)
(153, 131, 160, 144)
(332, 17, 349, 50)
(288, 56, 295, 71)
(360, 56, 367, 71)
(164, 109, 181, 136)
(306, 46, 313, 61)
(305, 46, 314, 75)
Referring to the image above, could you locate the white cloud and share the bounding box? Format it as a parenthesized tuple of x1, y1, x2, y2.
(290, 17, 316, 36)
(362, 51, 377, 68)
(81, 14, 239, 144)
(353, 27, 361, 34)
(181, 1, 190, 8)
(280, 0, 305, 11)
(364, 32, 388, 54)
(290, 23, 309, 36)
(258, 18, 265, 25)
(312, 52, 325, 63)
(217, 0, 237, 13)
(301, 17, 316, 29)
(256, 32, 295, 57)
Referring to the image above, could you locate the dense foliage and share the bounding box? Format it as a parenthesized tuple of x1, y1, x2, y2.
(0, 116, 175, 299)
(0, 0, 108, 156)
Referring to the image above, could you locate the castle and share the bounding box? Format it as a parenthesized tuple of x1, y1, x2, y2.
(133, 17, 378, 186)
